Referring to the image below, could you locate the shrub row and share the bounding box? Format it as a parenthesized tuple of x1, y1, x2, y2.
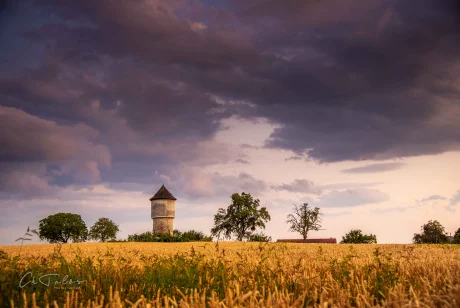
(124, 229, 212, 242)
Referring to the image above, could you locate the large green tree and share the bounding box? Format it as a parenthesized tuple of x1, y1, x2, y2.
(39, 213, 87, 243)
(211, 192, 271, 241)
(89, 217, 119, 242)
(413, 220, 448, 244)
(340, 229, 377, 244)
(286, 203, 322, 240)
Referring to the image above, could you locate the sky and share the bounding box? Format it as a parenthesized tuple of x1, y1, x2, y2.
(1, 0, 460, 245)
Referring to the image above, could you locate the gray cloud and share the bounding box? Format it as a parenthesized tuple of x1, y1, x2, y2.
(447, 190, 460, 212)
(0, 106, 111, 167)
(450, 190, 460, 206)
(372, 195, 448, 214)
(0, 170, 57, 199)
(272, 179, 322, 195)
(317, 188, 389, 208)
(417, 195, 447, 204)
(235, 159, 250, 164)
(341, 162, 405, 174)
(320, 182, 383, 190)
(284, 156, 303, 161)
(0, 106, 111, 197)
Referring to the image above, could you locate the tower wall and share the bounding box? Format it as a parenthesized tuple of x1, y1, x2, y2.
(151, 199, 175, 235)
(152, 217, 174, 235)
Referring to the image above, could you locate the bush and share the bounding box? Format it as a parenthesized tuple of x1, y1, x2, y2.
(178, 230, 213, 242)
(107, 239, 127, 243)
(340, 229, 377, 244)
(247, 233, 272, 242)
(127, 231, 177, 242)
(127, 230, 212, 242)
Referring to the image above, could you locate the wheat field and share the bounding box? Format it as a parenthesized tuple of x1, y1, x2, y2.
(1, 242, 459, 307)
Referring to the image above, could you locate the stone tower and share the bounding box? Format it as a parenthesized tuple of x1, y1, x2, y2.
(150, 184, 176, 235)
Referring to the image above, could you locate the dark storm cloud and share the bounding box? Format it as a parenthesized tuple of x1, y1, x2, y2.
(0, 0, 246, 197)
(226, 0, 460, 162)
(11, 1, 460, 163)
(0, 57, 228, 143)
(1, 0, 243, 145)
(29, 0, 257, 71)
(341, 162, 405, 174)
(1, 0, 460, 200)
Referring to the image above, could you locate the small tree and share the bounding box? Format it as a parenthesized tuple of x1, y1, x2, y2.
(340, 229, 377, 244)
(286, 203, 322, 240)
(89, 217, 120, 242)
(211, 192, 271, 241)
(39, 213, 87, 243)
(413, 220, 448, 244)
(453, 228, 460, 244)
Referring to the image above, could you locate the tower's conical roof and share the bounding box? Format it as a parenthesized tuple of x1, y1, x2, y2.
(149, 184, 177, 201)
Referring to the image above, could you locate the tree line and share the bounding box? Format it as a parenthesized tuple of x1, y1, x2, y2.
(32, 191, 460, 244)
(38, 214, 120, 243)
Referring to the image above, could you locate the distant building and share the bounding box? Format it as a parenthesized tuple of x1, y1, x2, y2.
(277, 238, 337, 244)
(150, 184, 176, 235)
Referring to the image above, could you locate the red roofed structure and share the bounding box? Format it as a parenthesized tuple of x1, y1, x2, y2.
(277, 238, 337, 244)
